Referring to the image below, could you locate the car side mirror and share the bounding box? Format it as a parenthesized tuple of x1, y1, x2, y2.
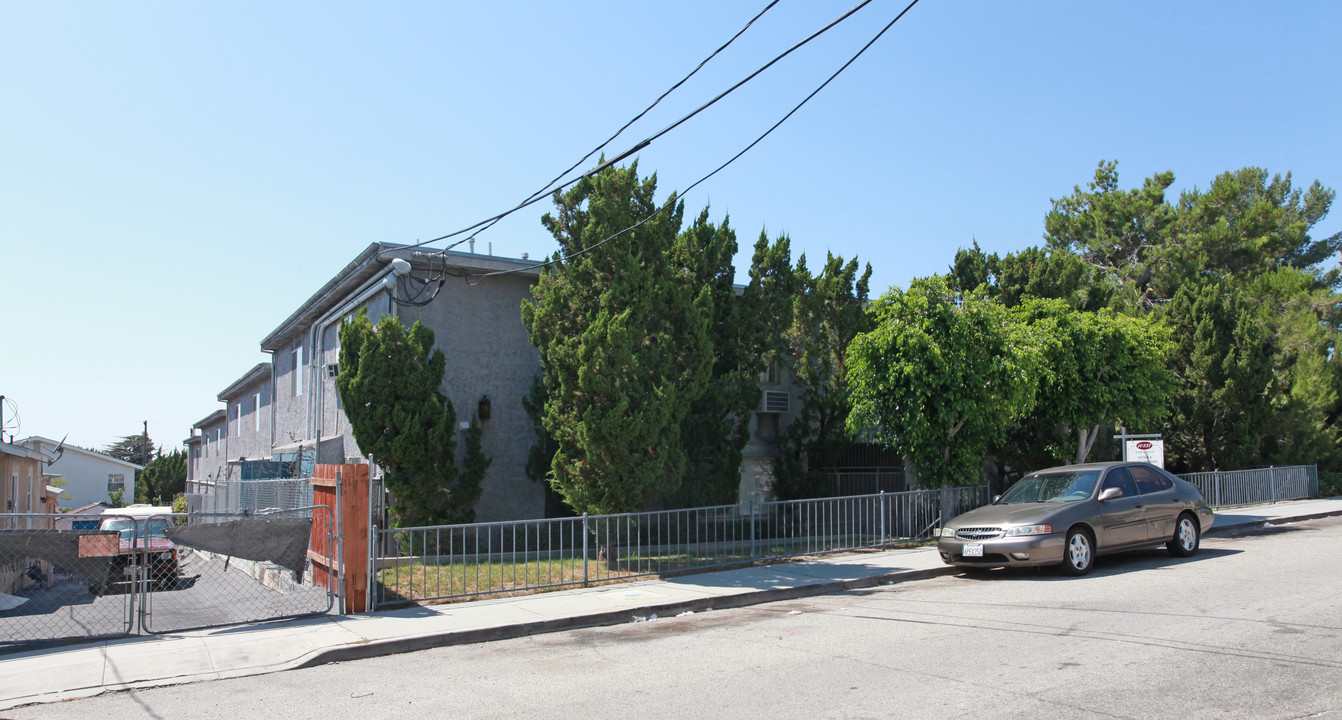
(1098, 487, 1122, 502)
(992, 494, 1001, 505)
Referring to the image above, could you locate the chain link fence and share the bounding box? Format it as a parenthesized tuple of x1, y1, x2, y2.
(188, 478, 315, 516)
(372, 485, 989, 609)
(0, 507, 335, 651)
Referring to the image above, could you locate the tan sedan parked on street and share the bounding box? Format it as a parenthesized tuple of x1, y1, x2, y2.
(937, 462, 1215, 575)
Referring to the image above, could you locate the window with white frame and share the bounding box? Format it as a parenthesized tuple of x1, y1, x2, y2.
(235, 404, 242, 436)
(108, 473, 125, 492)
(254, 392, 262, 432)
(293, 347, 303, 397)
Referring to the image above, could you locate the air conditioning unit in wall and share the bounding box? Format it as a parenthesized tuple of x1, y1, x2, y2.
(758, 390, 790, 414)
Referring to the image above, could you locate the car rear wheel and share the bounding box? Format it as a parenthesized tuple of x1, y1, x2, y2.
(1060, 527, 1094, 576)
(1167, 513, 1200, 557)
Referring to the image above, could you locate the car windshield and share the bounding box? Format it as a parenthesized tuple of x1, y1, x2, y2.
(999, 471, 1101, 503)
(101, 516, 170, 540)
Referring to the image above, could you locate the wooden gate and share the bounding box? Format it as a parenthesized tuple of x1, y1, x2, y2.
(309, 464, 370, 612)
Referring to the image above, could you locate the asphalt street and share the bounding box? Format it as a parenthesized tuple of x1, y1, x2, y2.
(14, 515, 1341, 719)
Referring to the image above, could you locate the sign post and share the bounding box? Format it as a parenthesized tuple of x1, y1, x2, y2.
(1114, 427, 1165, 468)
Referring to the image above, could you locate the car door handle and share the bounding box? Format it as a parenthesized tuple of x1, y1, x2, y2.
(1134, 504, 1144, 509)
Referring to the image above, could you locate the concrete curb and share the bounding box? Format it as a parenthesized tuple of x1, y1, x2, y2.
(1206, 508, 1342, 536)
(294, 564, 961, 669)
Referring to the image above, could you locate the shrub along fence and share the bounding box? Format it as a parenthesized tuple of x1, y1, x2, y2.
(370, 485, 989, 610)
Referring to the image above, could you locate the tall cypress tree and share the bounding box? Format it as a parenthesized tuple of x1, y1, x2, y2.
(773, 253, 873, 499)
(672, 222, 794, 507)
(1164, 281, 1276, 472)
(522, 163, 712, 515)
(337, 310, 482, 526)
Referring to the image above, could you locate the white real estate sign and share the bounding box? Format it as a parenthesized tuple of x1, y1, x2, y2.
(1125, 439, 1165, 468)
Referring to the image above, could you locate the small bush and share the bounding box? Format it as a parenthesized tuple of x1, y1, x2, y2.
(1319, 470, 1342, 498)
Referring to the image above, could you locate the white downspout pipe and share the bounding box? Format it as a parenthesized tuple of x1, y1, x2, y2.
(309, 259, 412, 460)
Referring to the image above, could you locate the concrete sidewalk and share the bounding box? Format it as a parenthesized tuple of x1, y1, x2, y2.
(3, 497, 1339, 710)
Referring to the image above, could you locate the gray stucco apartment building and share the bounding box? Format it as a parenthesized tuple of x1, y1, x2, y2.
(182, 242, 896, 523)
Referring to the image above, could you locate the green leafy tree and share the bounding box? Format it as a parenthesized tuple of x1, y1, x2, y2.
(1011, 299, 1174, 464)
(1170, 167, 1341, 287)
(104, 433, 153, 466)
(1242, 268, 1342, 469)
(947, 241, 999, 296)
(847, 277, 1042, 487)
(672, 222, 795, 507)
(521, 373, 557, 485)
(521, 162, 712, 515)
(138, 449, 186, 504)
(1162, 280, 1277, 472)
(50, 477, 73, 513)
(337, 310, 481, 526)
(460, 416, 490, 511)
(107, 488, 126, 508)
(773, 253, 872, 499)
(1044, 160, 1177, 309)
(949, 243, 1115, 313)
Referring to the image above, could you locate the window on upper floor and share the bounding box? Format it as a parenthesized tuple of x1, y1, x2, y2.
(235, 404, 242, 437)
(292, 347, 304, 397)
(254, 392, 262, 432)
(108, 473, 125, 492)
(760, 361, 781, 386)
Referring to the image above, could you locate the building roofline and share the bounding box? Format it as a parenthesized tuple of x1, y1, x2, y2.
(216, 362, 272, 402)
(260, 242, 394, 351)
(16, 436, 145, 470)
(192, 409, 227, 429)
(259, 243, 543, 352)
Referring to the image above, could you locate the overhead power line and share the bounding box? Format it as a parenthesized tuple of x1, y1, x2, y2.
(402, 0, 887, 258)
(385, 0, 783, 259)
(469, 0, 922, 284)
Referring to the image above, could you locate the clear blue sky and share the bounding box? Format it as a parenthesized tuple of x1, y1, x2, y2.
(3, 1, 1339, 452)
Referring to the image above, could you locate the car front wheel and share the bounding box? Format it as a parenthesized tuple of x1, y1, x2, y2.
(1060, 527, 1094, 576)
(1167, 513, 1200, 557)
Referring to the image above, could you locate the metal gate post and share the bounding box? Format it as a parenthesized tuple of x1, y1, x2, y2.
(880, 491, 887, 546)
(367, 454, 375, 613)
(582, 513, 589, 586)
(749, 501, 757, 560)
(368, 524, 378, 613)
(335, 469, 345, 615)
(1268, 466, 1277, 502)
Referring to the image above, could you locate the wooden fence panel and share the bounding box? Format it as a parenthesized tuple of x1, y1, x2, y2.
(310, 463, 370, 612)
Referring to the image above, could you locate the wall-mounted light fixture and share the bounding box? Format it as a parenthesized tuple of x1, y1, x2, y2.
(478, 395, 491, 421)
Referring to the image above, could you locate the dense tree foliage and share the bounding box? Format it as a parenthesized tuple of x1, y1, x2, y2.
(1162, 280, 1277, 471)
(1011, 300, 1173, 465)
(772, 253, 872, 499)
(672, 223, 794, 507)
(847, 277, 1043, 487)
(104, 433, 153, 469)
(337, 310, 483, 526)
(522, 163, 712, 514)
(137, 449, 187, 504)
(1044, 161, 1177, 308)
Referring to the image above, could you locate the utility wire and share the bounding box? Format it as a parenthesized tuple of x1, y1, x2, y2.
(447, 0, 784, 251)
(469, 0, 921, 284)
(391, 0, 871, 257)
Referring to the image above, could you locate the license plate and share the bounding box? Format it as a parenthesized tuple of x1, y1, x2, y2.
(963, 544, 984, 558)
